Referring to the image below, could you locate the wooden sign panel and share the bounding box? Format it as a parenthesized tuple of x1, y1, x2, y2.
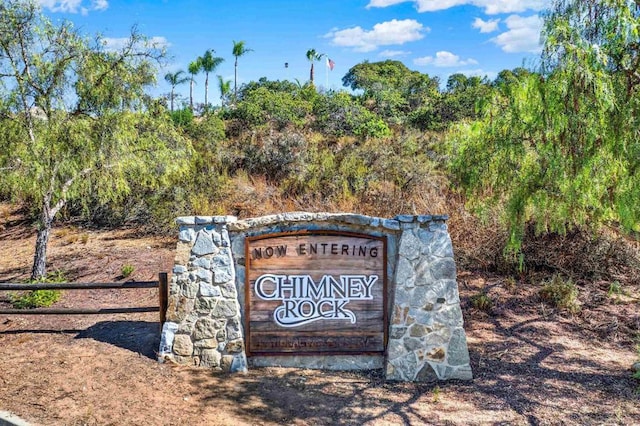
(245, 231, 387, 356)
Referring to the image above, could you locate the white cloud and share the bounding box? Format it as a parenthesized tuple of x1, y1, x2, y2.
(472, 17, 500, 33)
(379, 49, 411, 57)
(367, 0, 550, 15)
(415, 51, 478, 67)
(325, 19, 428, 52)
(491, 14, 543, 53)
(38, 0, 108, 13)
(102, 36, 170, 52)
(92, 0, 108, 11)
(366, 0, 407, 7)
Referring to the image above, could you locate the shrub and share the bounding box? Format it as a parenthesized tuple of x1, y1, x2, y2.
(11, 270, 66, 309)
(312, 91, 390, 139)
(470, 292, 492, 312)
(121, 264, 135, 278)
(234, 130, 309, 182)
(539, 275, 580, 314)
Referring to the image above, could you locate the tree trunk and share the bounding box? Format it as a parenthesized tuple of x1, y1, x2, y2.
(234, 57, 238, 98)
(31, 207, 53, 281)
(205, 73, 209, 107)
(310, 63, 314, 84)
(190, 79, 194, 110)
(170, 88, 174, 112)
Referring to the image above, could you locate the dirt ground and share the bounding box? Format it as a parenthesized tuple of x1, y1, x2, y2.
(0, 204, 639, 425)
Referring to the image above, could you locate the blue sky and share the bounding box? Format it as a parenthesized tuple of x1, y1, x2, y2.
(40, 0, 550, 105)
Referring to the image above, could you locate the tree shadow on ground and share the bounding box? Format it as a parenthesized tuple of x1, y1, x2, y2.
(184, 312, 639, 426)
(75, 321, 160, 359)
(192, 368, 444, 425)
(0, 320, 160, 360)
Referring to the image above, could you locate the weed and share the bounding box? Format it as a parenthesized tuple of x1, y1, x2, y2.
(11, 270, 66, 309)
(121, 264, 135, 278)
(64, 234, 79, 245)
(80, 233, 89, 244)
(539, 275, 580, 314)
(471, 292, 492, 312)
(607, 281, 622, 297)
(432, 385, 441, 403)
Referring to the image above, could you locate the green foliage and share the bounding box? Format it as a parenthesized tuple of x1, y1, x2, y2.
(470, 292, 492, 312)
(432, 385, 441, 403)
(199, 49, 224, 107)
(607, 281, 623, 298)
(229, 80, 314, 129)
(539, 275, 580, 314)
(231, 130, 309, 181)
(11, 270, 66, 309)
(312, 91, 390, 138)
(342, 60, 440, 125)
(170, 107, 194, 127)
(121, 264, 134, 278)
(448, 0, 640, 255)
(0, 1, 192, 278)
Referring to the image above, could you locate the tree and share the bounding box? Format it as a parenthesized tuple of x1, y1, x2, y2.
(164, 70, 189, 112)
(0, 0, 191, 280)
(187, 59, 201, 110)
(448, 0, 640, 256)
(232, 40, 252, 99)
(217, 75, 231, 106)
(199, 49, 224, 108)
(306, 48, 325, 85)
(342, 60, 440, 125)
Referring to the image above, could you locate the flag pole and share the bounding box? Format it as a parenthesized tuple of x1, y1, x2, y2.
(325, 57, 329, 89)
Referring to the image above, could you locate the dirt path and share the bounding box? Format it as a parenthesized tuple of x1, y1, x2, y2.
(0, 204, 638, 425)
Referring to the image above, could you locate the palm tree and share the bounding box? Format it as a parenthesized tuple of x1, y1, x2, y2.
(306, 48, 325, 85)
(164, 70, 189, 112)
(232, 40, 253, 99)
(199, 49, 224, 107)
(217, 75, 231, 106)
(187, 59, 201, 110)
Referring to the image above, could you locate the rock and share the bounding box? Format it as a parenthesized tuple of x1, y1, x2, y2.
(447, 328, 471, 366)
(398, 230, 421, 261)
(193, 317, 219, 340)
(415, 363, 439, 382)
(178, 228, 195, 243)
(158, 322, 178, 356)
(212, 299, 238, 318)
(200, 349, 221, 368)
(199, 282, 221, 297)
(192, 231, 215, 256)
(172, 334, 193, 356)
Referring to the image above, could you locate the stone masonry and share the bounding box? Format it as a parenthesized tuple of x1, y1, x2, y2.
(158, 216, 248, 373)
(385, 216, 472, 381)
(158, 212, 472, 381)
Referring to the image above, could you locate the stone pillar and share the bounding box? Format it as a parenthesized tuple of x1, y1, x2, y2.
(158, 216, 248, 373)
(385, 215, 472, 381)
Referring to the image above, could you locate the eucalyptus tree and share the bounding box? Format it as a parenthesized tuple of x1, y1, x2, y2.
(305, 48, 325, 85)
(199, 49, 224, 108)
(448, 0, 640, 256)
(217, 75, 231, 106)
(0, 0, 191, 280)
(164, 70, 189, 112)
(187, 59, 201, 110)
(232, 40, 252, 98)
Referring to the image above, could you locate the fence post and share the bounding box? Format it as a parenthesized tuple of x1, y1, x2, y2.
(158, 272, 169, 325)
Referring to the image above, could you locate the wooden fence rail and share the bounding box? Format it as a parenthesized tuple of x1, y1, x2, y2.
(0, 272, 169, 324)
